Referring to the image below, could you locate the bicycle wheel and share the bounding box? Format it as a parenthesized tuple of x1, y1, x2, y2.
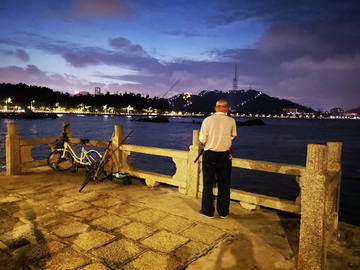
(85, 150, 103, 175)
(47, 149, 74, 171)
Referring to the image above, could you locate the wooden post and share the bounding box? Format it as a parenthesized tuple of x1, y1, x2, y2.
(298, 144, 328, 270)
(186, 130, 202, 197)
(6, 123, 21, 175)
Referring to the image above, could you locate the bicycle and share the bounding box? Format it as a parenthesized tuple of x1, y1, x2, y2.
(47, 124, 103, 174)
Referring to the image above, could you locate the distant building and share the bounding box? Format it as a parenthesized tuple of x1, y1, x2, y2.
(283, 108, 298, 114)
(330, 108, 344, 116)
(73, 91, 90, 96)
(95, 87, 101, 95)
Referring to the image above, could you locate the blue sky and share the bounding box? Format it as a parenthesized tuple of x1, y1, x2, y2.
(1, 0, 359, 110)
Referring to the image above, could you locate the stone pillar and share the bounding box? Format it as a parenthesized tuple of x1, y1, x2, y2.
(6, 123, 21, 175)
(186, 130, 202, 197)
(110, 125, 123, 173)
(110, 125, 133, 174)
(61, 121, 76, 152)
(325, 142, 342, 235)
(298, 144, 328, 270)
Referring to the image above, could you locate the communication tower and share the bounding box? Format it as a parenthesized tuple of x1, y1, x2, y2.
(232, 64, 238, 91)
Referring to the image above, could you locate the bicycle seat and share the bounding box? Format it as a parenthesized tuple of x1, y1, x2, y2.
(80, 139, 90, 145)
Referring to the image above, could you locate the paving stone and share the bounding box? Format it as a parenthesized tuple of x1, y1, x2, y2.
(156, 215, 194, 233)
(92, 239, 143, 268)
(181, 223, 225, 245)
(141, 230, 189, 253)
(129, 208, 167, 224)
(123, 250, 181, 270)
(0, 249, 27, 270)
(73, 191, 102, 202)
(2, 183, 29, 190)
(13, 201, 50, 221)
(91, 214, 131, 230)
(38, 196, 73, 207)
(28, 191, 54, 202)
(13, 239, 66, 261)
(36, 211, 74, 228)
(53, 221, 90, 238)
(35, 180, 61, 187)
(0, 201, 21, 215)
(72, 208, 107, 220)
(80, 262, 112, 270)
(174, 240, 207, 262)
(0, 189, 10, 196)
(0, 196, 21, 203)
(0, 210, 19, 234)
(118, 222, 157, 240)
(48, 184, 76, 193)
(108, 203, 146, 216)
(91, 196, 123, 207)
(57, 201, 91, 213)
(59, 187, 83, 197)
(56, 196, 75, 204)
(0, 222, 38, 249)
(14, 187, 38, 196)
(73, 230, 115, 251)
(38, 249, 91, 269)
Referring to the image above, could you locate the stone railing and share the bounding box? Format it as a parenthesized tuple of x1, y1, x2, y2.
(5, 122, 342, 270)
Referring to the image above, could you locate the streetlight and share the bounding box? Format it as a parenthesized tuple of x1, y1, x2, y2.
(31, 100, 35, 112)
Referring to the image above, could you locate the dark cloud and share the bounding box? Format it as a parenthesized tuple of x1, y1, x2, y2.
(208, 0, 360, 26)
(109, 37, 146, 55)
(25, 65, 43, 74)
(164, 30, 204, 38)
(62, 51, 100, 67)
(15, 49, 30, 61)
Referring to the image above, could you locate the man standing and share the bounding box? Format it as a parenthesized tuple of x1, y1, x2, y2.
(199, 100, 237, 219)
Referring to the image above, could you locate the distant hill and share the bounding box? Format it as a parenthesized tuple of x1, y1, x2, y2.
(169, 90, 314, 114)
(0, 83, 169, 111)
(347, 107, 360, 114)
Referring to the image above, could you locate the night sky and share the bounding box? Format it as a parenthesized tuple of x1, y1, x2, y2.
(1, 0, 359, 111)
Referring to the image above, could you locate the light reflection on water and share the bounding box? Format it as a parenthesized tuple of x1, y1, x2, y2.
(0, 116, 359, 226)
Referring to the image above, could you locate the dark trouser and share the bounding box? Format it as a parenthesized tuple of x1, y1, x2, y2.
(201, 150, 232, 217)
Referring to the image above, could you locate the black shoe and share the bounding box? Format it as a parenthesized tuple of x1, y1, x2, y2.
(199, 210, 214, 219)
(219, 215, 228, 219)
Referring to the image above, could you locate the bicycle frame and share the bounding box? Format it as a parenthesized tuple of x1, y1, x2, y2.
(60, 141, 94, 166)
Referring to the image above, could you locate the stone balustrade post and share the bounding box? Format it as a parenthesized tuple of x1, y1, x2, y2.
(62, 121, 76, 152)
(109, 125, 124, 173)
(298, 144, 328, 270)
(186, 130, 202, 197)
(325, 142, 342, 236)
(6, 123, 21, 176)
(111, 125, 134, 175)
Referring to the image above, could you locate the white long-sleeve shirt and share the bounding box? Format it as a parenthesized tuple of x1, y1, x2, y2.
(199, 112, 237, 151)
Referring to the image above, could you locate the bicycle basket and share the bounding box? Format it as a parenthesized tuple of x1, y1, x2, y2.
(54, 138, 64, 149)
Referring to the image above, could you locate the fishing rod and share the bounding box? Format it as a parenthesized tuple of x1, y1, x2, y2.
(79, 75, 184, 192)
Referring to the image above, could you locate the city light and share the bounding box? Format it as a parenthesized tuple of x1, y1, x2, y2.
(30, 100, 35, 112)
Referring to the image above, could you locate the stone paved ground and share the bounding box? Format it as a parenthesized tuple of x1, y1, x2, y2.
(0, 169, 359, 270)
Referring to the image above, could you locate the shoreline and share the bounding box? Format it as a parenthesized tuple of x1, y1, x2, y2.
(1, 111, 359, 120)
